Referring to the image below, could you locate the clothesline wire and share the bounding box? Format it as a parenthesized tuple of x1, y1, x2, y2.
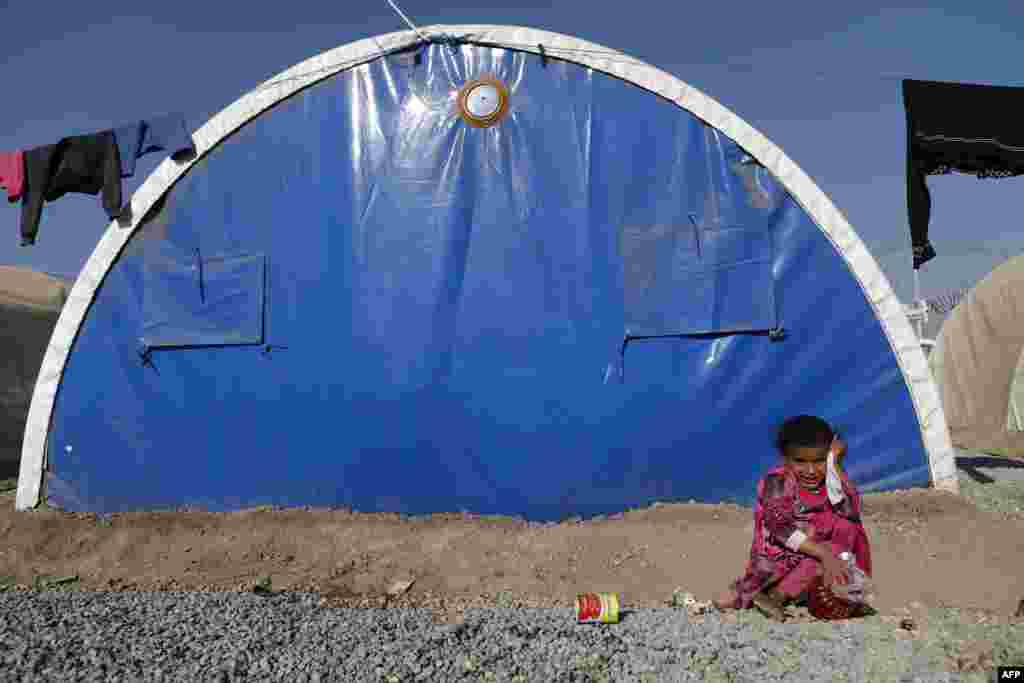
(871, 243, 1023, 257)
(477, 37, 914, 83)
(251, 29, 915, 96)
(377, 0, 910, 82)
(249, 39, 648, 95)
(384, 0, 430, 44)
(252, 49, 396, 94)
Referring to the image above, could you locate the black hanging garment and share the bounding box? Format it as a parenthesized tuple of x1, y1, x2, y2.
(903, 79, 1024, 269)
(19, 130, 123, 246)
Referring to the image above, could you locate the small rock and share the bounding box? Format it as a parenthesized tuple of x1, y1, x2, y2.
(1016, 599, 1024, 618)
(387, 579, 415, 596)
(670, 589, 699, 609)
(899, 618, 916, 631)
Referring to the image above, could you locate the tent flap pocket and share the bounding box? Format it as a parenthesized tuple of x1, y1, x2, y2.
(140, 244, 265, 350)
(623, 224, 777, 336)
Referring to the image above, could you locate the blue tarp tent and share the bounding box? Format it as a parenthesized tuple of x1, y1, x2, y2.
(15, 26, 957, 519)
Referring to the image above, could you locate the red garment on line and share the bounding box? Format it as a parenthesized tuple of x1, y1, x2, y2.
(0, 150, 24, 202)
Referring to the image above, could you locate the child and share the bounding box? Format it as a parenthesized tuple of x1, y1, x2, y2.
(713, 415, 873, 620)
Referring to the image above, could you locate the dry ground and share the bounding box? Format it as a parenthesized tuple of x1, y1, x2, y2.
(2, 479, 1022, 629)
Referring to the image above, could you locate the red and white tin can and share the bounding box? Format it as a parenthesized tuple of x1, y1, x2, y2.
(575, 592, 620, 624)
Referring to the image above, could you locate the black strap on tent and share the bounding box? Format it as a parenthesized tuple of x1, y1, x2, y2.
(688, 213, 702, 259)
(261, 344, 289, 358)
(195, 247, 205, 303)
(603, 333, 630, 385)
(137, 346, 159, 374)
(618, 334, 629, 383)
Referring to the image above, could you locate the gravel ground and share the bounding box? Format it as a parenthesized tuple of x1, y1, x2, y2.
(1, 590, 1012, 682)
(2, 472, 1021, 682)
(956, 472, 1024, 518)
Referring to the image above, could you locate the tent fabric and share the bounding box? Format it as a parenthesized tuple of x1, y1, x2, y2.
(16, 26, 957, 516)
(929, 254, 1024, 456)
(0, 267, 68, 479)
(140, 247, 265, 350)
(1007, 348, 1024, 432)
(903, 79, 1024, 269)
(920, 290, 966, 343)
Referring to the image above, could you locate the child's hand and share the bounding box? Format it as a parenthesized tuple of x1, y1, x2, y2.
(830, 436, 848, 466)
(822, 553, 849, 587)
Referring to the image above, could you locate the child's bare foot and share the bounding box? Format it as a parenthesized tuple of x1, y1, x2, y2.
(751, 588, 789, 621)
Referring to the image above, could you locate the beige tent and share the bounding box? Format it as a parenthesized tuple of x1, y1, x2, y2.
(929, 255, 1024, 457)
(0, 267, 69, 479)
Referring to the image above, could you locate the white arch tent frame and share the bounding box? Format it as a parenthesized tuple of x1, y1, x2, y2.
(15, 25, 959, 510)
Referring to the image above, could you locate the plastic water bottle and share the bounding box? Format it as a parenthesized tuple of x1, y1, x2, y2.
(833, 551, 873, 604)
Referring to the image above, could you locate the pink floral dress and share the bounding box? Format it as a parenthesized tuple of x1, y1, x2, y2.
(729, 464, 872, 608)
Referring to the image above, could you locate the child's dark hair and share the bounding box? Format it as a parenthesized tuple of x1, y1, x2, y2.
(775, 415, 834, 454)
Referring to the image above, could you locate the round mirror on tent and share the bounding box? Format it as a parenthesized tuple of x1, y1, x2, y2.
(457, 77, 510, 128)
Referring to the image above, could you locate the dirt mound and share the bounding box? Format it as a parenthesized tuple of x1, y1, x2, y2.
(2, 484, 1023, 627)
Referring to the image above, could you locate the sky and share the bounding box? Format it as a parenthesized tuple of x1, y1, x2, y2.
(2, 0, 1023, 304)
